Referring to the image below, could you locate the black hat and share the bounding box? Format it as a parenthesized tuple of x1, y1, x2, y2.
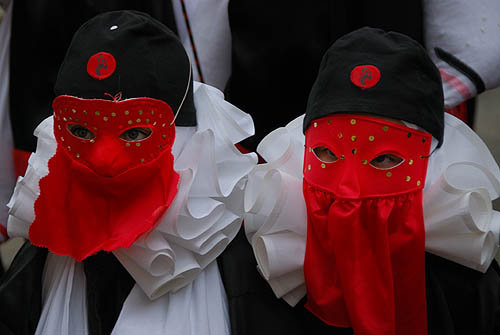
(304, 27, 444, 147)
(55, 10, 196, 126)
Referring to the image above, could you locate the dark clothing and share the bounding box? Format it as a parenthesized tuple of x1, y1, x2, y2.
(2, 233, 499, 335)
(225, 0, 424, 151)
(218, 227, 500, 335)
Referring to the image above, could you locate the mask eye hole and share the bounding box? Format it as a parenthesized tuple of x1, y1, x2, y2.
(67, 124, 95, 140)
(369, 154, 404, 170)
(119, 127, 152, 142)
(312, 146, 338, 163)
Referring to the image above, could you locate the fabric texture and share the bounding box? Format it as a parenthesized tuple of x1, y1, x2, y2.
(225, 0, 424, 151)
(54, 10, 196, 127)
(30, 97, 179, 261)
(423, 0, 500, 109)
(9, 1, 179, 153)
(303, 27, 444, 147)
(6, 82, 257, 334)
(244, 113, 500, 334)
(301, 115, 431, 334)
(172, 0, 231, 90)
(0, 0, 14, 239)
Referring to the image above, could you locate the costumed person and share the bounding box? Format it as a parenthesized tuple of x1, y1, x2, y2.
(2, 0, 232, 245)
(0, 10, 257, 335)
(244, 27, 500, 335)
(218, 4, 427, 333)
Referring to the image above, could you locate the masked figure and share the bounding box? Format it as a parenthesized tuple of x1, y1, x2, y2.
(245, 27, 500, 335)
(1, 10, 257, 335)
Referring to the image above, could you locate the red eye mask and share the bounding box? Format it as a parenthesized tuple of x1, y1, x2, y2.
(29, 96, 180, 261)
(303, 114, 432, 198)
(302, 115, 432, 335)
(52, 96, 176, 176)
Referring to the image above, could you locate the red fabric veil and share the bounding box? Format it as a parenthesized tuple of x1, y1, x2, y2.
(29, 96, 180, 261)
(303, 115, 432, 335)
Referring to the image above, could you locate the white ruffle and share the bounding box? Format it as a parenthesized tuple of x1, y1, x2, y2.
(244, 115, 307, 306)
(8, 81, 256, 298)
(244, 113, 500, 306)
(7, 82, 256, 333)
(423, 113, 500, 272)
(113, 82, 257, 299)
(112, 261, 230, 335)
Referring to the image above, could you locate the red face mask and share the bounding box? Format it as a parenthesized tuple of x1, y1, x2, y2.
(29, 96, 180, 261)
(302, 115, 431, 335)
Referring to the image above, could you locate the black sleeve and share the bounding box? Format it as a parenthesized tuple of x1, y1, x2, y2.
(0, 241, 48, 335)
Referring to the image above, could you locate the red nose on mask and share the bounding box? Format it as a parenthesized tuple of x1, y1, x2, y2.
(29, 95, 180, 261)
(303, 114, 431, 198)
(86, 135, 124, 177)
(302, 114, 432, 335)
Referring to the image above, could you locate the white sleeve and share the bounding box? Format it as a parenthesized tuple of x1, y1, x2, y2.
(424, 0, 500, 109)
(0, 1, 15, 241)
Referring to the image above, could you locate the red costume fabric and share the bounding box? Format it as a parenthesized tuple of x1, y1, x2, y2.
(30, 96, 179, 261)
(302, 115, 431, 335)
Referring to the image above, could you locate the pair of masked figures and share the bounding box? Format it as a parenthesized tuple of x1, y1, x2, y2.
(2, 10, 500, 335)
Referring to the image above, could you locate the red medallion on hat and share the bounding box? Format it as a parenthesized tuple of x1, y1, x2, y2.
(28, 8, 197, 262)
(87, 52, 117, 80)
(350, 65, 381, 89)
(303, 115, 431, 335)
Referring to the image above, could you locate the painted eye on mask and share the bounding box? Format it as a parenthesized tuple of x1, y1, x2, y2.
(369, 154, 404, 169)
(119, 127, 152, 142)
(313, 146, 338, 163)
(67, 124, 95, 140)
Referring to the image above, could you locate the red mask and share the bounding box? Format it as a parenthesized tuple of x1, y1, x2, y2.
(303, 114, 431, 335)
(29, 96, 180, 261)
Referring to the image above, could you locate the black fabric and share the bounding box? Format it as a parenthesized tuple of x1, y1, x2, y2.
(303, 27, 445, 147)
(0, 241, 47, 335)
(425, 253, 500, 335)
(55, 10, 196, 127)
(218, 226, 346, 335)
(10, 0, 179, 152)
(219, 229, 500, 335)
(0, 243, 134, 335)
(225, 0, 425, 151)
(434, 47, 486, 95)
(83, 252, 135, 335)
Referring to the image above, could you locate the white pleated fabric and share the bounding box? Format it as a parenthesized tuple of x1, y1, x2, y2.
(112, 261, 230, 335)
(7, 82, 257, 334)
(244, 113, 500, 306)
(36, 253, 88, 335)
(424, 0, 500, 108)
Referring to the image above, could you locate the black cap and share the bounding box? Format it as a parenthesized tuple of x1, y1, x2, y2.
(304, 27, 444, 147)
(55, 10, 196, 126)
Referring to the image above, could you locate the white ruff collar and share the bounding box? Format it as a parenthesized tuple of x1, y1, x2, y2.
(244, 113, 500, 306)
(7, 82, 257, 334)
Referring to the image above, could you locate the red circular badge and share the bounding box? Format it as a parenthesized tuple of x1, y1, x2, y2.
(350, 65, 381, 89)
(87, 52, 116, 80)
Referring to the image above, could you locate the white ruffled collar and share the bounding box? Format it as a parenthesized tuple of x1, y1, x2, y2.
(244, 113, 500, 306)
(7, 82, 257, 334)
